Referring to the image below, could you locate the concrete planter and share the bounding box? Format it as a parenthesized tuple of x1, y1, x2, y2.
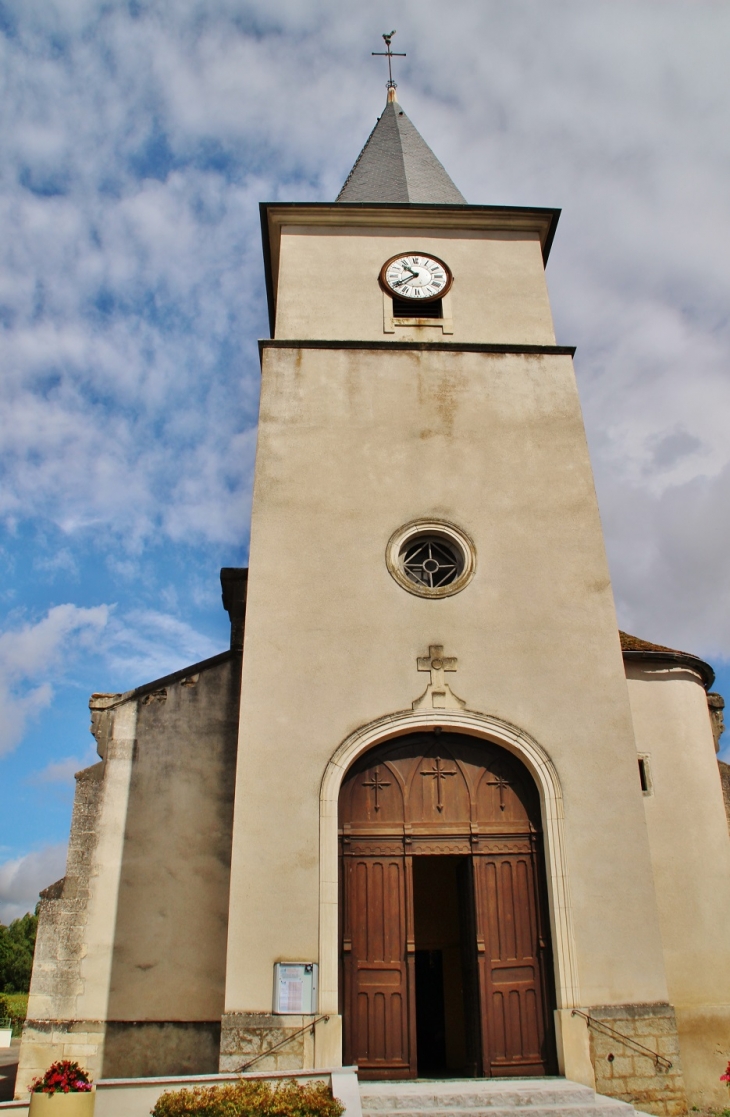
(28, 1093, 95, 1117)
(0, 1026, 12, 1047)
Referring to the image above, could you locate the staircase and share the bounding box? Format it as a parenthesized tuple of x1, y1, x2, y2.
(359, 1078, 643, 1117)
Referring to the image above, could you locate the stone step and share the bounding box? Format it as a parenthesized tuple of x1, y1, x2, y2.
(359, 1078, 640, 1116)
(362, 1109, 635, 1117)
(361, 1091, 598, 1108)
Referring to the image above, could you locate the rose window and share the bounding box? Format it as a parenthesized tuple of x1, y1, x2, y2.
(386, 519, 476, 599)
(400, 537, 461, 589)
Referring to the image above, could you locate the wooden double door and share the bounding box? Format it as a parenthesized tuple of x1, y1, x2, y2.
(339, 732, 556, 1079)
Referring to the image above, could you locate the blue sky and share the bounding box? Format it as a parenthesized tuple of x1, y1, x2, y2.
(2, 0, 730, 920)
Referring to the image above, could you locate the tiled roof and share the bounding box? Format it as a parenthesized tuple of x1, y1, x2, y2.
(619, 631, 715, 689)
(619, 631, 688, 655)
(337, 98, 465, 204)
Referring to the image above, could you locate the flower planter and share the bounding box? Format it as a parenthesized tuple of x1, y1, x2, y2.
(28, 1092, 95, 1117)
(0, 1027, 12, 1048)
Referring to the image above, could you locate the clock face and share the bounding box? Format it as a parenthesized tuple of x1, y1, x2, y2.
(380, 253, 452, 302)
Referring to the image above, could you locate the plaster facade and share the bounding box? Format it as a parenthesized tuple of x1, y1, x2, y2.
(271, 216, 556, 345)
(626, 663, 730, 1110)
(225, 329, 666, 1010)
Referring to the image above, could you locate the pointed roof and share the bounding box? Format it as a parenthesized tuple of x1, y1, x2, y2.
(337, 96, 466, 205)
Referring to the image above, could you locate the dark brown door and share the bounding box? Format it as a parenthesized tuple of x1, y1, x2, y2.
(473, 844, 551, 1075)
(341, 846, 414, 1077)
(339, 733, 555, 1078)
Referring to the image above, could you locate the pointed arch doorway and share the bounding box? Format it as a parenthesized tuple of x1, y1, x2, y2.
(339, 731, 556, 1079)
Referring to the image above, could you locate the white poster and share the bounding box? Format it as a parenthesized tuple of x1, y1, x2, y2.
(278, 974, 304, 1013)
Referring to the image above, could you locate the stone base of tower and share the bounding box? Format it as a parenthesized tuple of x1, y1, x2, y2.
(558, 1002, 687, 1117)
(219, 1013, 342, 1074)
(15, 1019, 106, 1098)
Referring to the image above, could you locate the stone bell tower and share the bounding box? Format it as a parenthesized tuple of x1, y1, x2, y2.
(220, 82, 682, 1101)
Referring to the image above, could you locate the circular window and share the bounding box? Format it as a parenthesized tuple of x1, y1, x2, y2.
(386, 519, 476, 599)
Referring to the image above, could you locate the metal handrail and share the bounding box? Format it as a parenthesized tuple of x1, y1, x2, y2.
(237, 1015, 331, 1073)
(571, 1009, 672, 1071)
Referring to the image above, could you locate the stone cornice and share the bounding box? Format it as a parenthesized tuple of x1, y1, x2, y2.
(258, 339, 576, 361)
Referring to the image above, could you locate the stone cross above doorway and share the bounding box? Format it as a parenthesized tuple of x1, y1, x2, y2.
(412, 644, 466, 711)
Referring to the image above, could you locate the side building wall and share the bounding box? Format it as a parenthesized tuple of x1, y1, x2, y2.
(625, 660, 730, 1112)
(16, 647, 242, 1095)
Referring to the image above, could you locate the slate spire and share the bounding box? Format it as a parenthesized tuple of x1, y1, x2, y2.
(337, 90, 466, 205)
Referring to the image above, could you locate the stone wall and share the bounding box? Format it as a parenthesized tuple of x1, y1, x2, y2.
(30, 763, 104, 1017)
(708, 692, 725, 751)
(587, 1003, 686, 1116)
(219, 1014, 315, 1073)
(102, 1021, 221, 1078)
(17, 1020, 106, 1091)
(16, 762, 107, 1091)
(103, 651, 241, 1056)
(718, 759, 730, 831)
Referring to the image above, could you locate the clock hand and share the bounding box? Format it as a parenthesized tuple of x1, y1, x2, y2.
(392, 267, 424, 288)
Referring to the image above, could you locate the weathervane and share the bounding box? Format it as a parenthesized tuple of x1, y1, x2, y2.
(372, 30, 406, 93)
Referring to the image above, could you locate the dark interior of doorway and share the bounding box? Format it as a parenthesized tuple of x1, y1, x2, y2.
(412, 856, 481, 1077)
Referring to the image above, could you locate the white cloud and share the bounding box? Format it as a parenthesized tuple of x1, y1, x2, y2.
(0, 604, 109, 755)
(33, 548, 79, 579)
(0, 598, 223, 758)
(104, 608, 222, 685)
(29, 751, 98, 785)
(0, 844, 68, 924)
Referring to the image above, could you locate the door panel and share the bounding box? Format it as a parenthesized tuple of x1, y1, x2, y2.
(473, 850, 550, 1075)
(342, 849, 412, 1077)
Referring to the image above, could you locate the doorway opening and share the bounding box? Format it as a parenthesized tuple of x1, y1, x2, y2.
(339, 731, 556, 1078)
(413, 856, 480, 1077)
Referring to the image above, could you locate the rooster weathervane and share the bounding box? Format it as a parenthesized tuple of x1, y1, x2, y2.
(372, 30, 406, 91)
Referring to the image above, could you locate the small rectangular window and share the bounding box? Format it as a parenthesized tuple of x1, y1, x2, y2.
(393, 297, 443, 319)
(638, 755, 653, 796)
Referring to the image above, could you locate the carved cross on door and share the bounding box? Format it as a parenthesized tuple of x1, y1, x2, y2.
(486, 767, 511, 811)
(362, 766, 391, 811)
(421, 755, 457, 812)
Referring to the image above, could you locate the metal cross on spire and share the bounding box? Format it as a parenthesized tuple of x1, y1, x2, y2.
(372, 30, 406, 93)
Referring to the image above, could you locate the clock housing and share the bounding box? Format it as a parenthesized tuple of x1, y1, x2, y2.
(380, 252, 453, 304)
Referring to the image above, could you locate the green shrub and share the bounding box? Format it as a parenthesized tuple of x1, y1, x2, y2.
(151, 1078, 345, 1117)
(0, 911, 38, 993)
(4, 992, 28, 1015)
(0, 991, 28, 1036)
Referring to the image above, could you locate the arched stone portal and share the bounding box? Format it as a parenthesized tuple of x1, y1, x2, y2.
(338, 731, 557, 1079)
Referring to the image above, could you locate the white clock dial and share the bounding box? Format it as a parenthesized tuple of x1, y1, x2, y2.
(380, 253, 452, 302)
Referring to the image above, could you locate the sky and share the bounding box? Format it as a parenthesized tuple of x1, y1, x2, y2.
(1, 0, 730, 922)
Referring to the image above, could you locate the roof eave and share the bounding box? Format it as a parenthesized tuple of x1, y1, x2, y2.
(622, 648, 715, 690)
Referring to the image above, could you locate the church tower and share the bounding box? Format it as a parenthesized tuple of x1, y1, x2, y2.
(221, 83, 691, 1103)
(17, 63, 730, 1116)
